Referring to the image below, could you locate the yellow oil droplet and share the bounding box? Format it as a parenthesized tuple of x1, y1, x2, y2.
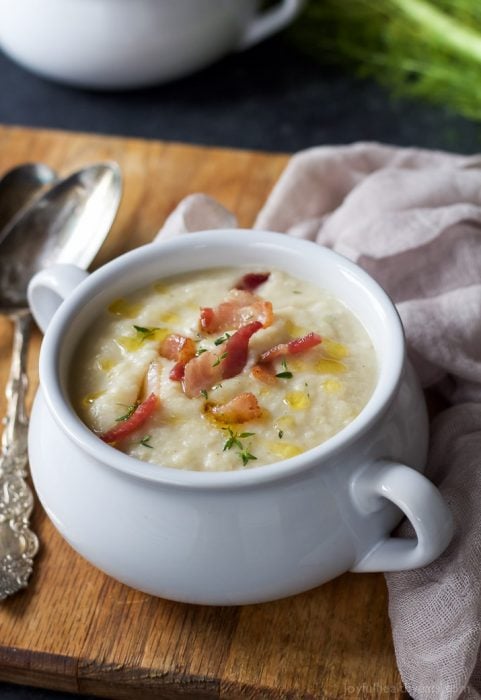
(166, 414, 181, 425)
(259, 387, 271, 397)
(116, 335, 143, 352)
(315, 358, 346, 374)
(108, 298, 142, 318)
(82, 390, 105, 406)
(153, 282, 167, 294)
(323, 378, 343, 394)
(323, 338, 349, 359)
(275, 415, 295, 430)
(286, 320, 307, 338)
(159, 311, 180, 324)
(268, 442, 302, 459)
(289, 358, 307, 372)
(97, 357, 117, 372)
(116, 327, 171, 352)
(284, 391, 311, 410)
(151, 328, 171, 342)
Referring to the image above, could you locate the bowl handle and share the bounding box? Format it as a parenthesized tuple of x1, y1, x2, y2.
(350, 459, 454, 572)
(27, 263, 88, 333)
(237, 0, 305, 50)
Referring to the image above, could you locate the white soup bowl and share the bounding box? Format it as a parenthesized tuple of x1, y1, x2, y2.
(27, 230, 454, 605)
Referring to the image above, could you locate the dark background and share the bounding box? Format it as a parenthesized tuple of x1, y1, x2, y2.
(0, 25, 477, 700)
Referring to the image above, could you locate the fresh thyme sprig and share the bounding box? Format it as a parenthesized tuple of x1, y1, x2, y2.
(222, 428, 257, 466)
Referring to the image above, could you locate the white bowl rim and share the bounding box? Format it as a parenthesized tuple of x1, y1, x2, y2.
(38, 229, 406, 490)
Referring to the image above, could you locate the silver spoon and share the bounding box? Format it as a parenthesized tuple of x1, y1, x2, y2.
(0, 162, 122, 600)
(0, 163, 57, 237)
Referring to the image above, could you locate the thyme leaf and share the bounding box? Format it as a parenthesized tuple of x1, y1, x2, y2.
(276, 359, 293, 379)
(140, 435, 153, 449)
(212, 351, 228, 367)
(214, 332, 231, 346)
(133, 325, 160, 341)
(240, 451, 257, 466)
(115, 402, 139, 422)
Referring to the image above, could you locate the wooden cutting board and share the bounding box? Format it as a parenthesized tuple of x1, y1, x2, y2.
(0, 125, 406, 699)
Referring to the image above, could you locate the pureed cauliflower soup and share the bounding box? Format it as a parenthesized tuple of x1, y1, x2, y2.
(72, 267, 377, 471)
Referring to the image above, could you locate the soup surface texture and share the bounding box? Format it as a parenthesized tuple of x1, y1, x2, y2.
(72, 267, 377, 471)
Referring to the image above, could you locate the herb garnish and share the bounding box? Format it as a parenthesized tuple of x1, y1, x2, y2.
(140, 435, 153, 449)
(276, 359, 293, 379)
(133, 325, 160, 341)
(200, 389, 209, 400)
(196, 347, 208, 356)
(240, 450, 257, 466)
(115, 402, 140, 422)
(278, 430, 284, 439)
(214, 332, 230, 346)
(222, 428, 257, 466)
(212, 352, 228, 367)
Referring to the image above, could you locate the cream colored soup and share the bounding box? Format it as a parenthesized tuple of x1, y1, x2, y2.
(72, 267, 377, 471)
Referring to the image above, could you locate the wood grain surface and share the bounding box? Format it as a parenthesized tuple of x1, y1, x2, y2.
(0, 125, 405, 699)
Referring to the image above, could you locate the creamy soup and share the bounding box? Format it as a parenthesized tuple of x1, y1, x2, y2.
(72, 267, 377, 471)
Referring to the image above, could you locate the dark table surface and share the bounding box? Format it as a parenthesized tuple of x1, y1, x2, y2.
(0, 27, 478, 700)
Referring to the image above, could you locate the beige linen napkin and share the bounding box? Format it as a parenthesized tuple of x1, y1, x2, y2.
(156, 142, 481, 700)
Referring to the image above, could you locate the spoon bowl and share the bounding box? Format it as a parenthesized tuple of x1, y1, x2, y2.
(0, 162, 122, 311)
(0, 163, 57, 236)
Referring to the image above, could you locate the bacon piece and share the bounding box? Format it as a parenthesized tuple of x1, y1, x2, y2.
(182, 350, 223, 398)
(259, 332, 322, 364)
(100, 393, 158, 444)
(199, 289, 273, 333)
(251, 363, 277, 385)
(221, 321, 263, 379)
(234, 272, 270, 292)
(183, 322, 263, 397)
(159, 333, 197, 381)
(208, 393, 262, 424)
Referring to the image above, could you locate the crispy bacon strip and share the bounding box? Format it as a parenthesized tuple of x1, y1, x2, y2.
(199, 289, 273, 334)
(259, 332, 322, 364)
(208, 392, 262, 424)
(221, 321, 263, 379)
(159, 333, 197, 381)
(234, 272, 270, 292)
(183, 322, 262, 397)
(100, 393, 158, 444)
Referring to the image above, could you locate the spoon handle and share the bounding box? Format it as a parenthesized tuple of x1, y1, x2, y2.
(0, 311, 39, 600)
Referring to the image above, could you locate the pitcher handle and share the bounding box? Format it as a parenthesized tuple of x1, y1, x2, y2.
(27, 263, 88, 333)
(237, 0, 305, 50)
(351, 459, 454, 572)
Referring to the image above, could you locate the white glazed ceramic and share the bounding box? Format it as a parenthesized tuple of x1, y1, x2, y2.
(0, 0, 305, 89)
(27, 230, 454, 605)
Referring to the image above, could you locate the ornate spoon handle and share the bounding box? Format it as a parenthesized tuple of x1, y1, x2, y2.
(0, 310, 39, 600)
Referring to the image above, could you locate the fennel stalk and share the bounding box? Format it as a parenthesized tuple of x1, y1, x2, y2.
(288, 0, 481, 120)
